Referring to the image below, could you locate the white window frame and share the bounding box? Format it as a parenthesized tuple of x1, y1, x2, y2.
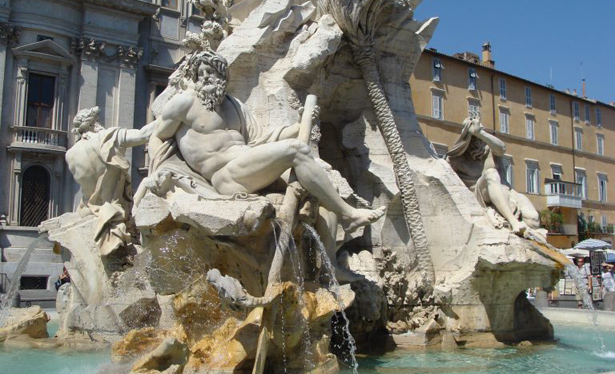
(602, 216, 608, 231)
(598, 174, 608, 203)
(525, 87, 532, 108)
(468, 99, 480, 117)
(432, 92, 443, 120)
(525, 115, 535, 140)
(575, 127, 583, 150)
(549, 94, 556, 115)
(432, 142, 448, 159)
(597, 134, 605, 156)
(549, 120, 558, 145)
(499, 78, 506, 100)
(576, 169, 588, 200)
(597, 107, 602, 127)
(501, 155, 514, 187)
(551, 164, 563, 180)
(499, 109, 509, 134)
(585, 105, 591, 124)
(526, 161, 540, 194)
(432, 57, 444, 82)
(468, 68, 478, 91)
(573, 101, 580, 121)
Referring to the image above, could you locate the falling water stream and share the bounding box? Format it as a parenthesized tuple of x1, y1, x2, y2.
(302, 223, 359, 374)
(0, 234, 49, 327)
(564, 263, 607, 352)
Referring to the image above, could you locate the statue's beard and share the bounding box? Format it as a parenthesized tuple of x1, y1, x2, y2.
(468, 137, 487, 160)
(195, 77, 226, 111)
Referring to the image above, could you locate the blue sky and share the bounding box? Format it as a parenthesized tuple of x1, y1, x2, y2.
(414, 1, 615, 104)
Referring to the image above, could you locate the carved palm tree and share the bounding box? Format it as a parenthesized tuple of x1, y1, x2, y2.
(318, 0, 435, 291)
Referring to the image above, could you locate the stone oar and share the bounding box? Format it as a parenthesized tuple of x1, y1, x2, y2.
(252, 94, 318, 374)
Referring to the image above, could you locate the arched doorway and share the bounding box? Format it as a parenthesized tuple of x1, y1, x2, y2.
(20, 165, 50, 227)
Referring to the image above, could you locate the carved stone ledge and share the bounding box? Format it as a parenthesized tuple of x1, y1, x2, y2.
(71, 37, 143, 68)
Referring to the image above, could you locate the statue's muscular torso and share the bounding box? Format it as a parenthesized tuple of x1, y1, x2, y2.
(163, 90, 250, 180)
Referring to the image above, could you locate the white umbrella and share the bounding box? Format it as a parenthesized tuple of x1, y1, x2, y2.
(574, 238, 612, 250)
(560, 248, 590, 257)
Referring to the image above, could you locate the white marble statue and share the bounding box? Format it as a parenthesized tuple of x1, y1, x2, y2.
(447, 115, 540, 236)
(150, 49, 385, 234)
(66, 107, 156, 256)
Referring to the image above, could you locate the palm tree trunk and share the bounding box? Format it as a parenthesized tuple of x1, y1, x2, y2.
(352, 45, 435, 289)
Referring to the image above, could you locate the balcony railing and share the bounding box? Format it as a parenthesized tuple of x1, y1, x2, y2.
(545, 179, 583, 209)
(11, 126, 67, 151)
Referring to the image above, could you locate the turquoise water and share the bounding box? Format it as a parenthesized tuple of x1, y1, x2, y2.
(347, 324, 615, 374)
(1, 322, 614, 374)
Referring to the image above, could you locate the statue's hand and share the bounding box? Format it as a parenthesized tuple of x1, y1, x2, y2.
(468, 119, 484, 135)
(298, 105, 320, 122)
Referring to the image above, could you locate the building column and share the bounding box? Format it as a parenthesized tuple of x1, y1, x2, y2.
(77, 59, 99, 111)
(118, 66, 137, 165)
(9, 152, 21, 225)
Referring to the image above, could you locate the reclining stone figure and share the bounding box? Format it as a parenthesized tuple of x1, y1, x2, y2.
(66, 107, 156, 256)
(149, 49, 385, 235)
(447, 115, 541, 237)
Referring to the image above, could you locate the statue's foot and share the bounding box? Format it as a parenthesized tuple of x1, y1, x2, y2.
(341, 206, 386, 233)
(511, 221, 527, 237)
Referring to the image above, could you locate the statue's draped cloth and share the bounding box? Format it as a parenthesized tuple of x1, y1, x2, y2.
(84, 127, 132, 256)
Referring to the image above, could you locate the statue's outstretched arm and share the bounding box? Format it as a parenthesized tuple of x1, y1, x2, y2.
(123, 118, 159, 147)
(474, 127, 506, 157)
(154, 93, 192, 141)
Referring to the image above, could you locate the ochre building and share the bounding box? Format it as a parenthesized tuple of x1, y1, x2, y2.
(411, 44, 615, 248)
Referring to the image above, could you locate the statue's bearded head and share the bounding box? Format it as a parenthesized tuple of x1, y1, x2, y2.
(72, 106, 104, 140)
(186, 50, 228, 111)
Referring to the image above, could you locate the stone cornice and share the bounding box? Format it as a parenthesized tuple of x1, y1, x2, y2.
(83, 0, 158, 16)
(71, 37, 143, 68)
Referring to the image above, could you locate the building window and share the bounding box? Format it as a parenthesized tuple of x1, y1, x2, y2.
(575, 127, 583, 150)
(432, 92, 443, 120)
(573, 101, 580, 121)
(26, 73, 55, 128)
(576, 169, 588, 200)
(500, 156, 513, 187)
(20, 276, 48, 290)
(597, 107, 602, 127)
(499, 109, 509, 134)
(432, 142, 448, 159)
(526, 161, 540, 194)
(499, 78, 506, 99)
(525, 87, 532, 108)
(468, 68, 478, 91)
(432, 58, 444, 82)
(602, 216, 609, 231)
(525, 116, 535, 140)
(598, 174, 608, 202)
(585, 105, 591, 124)
(551, 164, 563, 180)
(549, 94, 556, 114)
(549, 120, 558, 145)
(161, 0, 178, 9)
(468, 99, 480, 117)
(597, 134, 605, 156)
(20, 165, 50, 227)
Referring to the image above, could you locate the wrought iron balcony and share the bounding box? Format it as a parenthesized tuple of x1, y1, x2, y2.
(544, 178, 583, 209)
(9, 126, 67, 153)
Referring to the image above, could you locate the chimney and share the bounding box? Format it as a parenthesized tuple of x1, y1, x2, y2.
(573, 89, 577, 96)
(582, 78, 586, 97)
(481, 42, 495, 68)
